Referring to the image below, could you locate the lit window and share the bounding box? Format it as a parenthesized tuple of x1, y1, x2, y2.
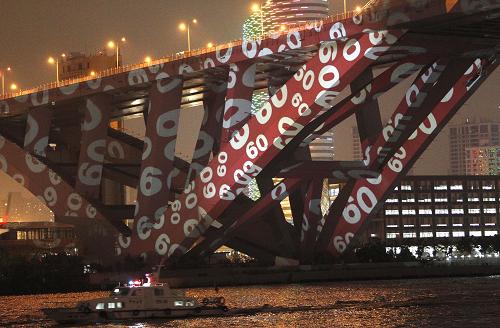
(451, 208, 464, 215)
(436, 231, 449, 237)
(485, 231, 498, 236)
(435, 198, 448, 203)
(419, 209, 432, 215)
(401, 185, 412, 190)
(483, 197, 496, 202)
(469, 231, 482, 237)
(420, 232, 433, 238)
(386, 198, 398, 203)
(468, 197, 479, 202)
(468, 208, 480, 214)
(108, 302, 115, 309)
(482, 185, 493, 190)
(435, 208, 449, 215)
(174, 301, 184, 307)
(450, 185, 463, 190)
(386, 233, 398, 239)
(116, 302, 123, 309)
(402, 209, 416, 215)
(484, 208, 497, 214)
(452, 231, 465, 237)
(385, 209, 399, 215)
(96, 303, 105, 310)
(434, 185, 447, 190)
(185, 301, 195, 306)
(386, 224, 398, 228)
(403, 232, 416, 238)
(401, 198, 415, 203)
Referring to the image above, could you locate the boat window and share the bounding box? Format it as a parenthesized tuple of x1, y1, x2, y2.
(108, 302, 115, 309)
(111, 287, 130, 296)
(116, 302, 123, 309)
(174, 301, 184, 307)
(95, 303, 105, 310)
(154, 288, 164, 296)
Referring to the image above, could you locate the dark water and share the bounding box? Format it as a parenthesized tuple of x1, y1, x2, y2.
(1, 276, 499, 327)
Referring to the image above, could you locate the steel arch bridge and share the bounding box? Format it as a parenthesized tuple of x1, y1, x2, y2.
(0, 0, 499, 264)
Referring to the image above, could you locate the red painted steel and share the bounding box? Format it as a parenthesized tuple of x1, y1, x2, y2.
(0, 0, 499, 263)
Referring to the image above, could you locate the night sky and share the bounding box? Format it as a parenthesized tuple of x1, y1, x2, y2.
(0, 0, 499, 216)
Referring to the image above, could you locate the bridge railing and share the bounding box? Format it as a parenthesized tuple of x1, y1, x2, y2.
(0, 5, 375, 101)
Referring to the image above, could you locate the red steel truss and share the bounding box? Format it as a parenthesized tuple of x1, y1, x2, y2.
(0, 0, 499, 264)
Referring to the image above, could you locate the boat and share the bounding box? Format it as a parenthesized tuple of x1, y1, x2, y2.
(42, 275, 228, 324)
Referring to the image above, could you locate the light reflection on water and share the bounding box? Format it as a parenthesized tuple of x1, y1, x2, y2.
(0, 276, 499, 327)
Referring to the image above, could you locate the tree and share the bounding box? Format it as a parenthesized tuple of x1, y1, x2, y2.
(455, 237, 474, 256)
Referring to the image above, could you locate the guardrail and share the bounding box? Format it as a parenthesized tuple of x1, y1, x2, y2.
(0, 8, 369, 101)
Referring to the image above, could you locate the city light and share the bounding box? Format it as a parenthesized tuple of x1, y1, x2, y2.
(90, 71, 96, 77)
(47, 55, 64, 83)
(107, 37, 126, 68)
(355, 6, 362, 12)
(144, 56, 152, 64)
(1, 66, 12, 96)
(10, 83, 17, 91)
(251, 3, 260, 12)
(207, 42, 214, 48)
(178, 18, 198, 52)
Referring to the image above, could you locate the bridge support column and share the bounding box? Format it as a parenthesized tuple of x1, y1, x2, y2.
(75, 94, 113, 200)
(130, 77, 183, 256)
(24, 106, 53, 157)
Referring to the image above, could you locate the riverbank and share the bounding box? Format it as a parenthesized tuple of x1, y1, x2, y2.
(161, 260, 500, 288)
(88, 258, 500, 289)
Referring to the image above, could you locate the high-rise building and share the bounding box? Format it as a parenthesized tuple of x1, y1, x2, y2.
(244, 0, 329, 39)
(264, 0, 330, 31)
(465, 145, 500, 175)
(449, 120, 500, 175)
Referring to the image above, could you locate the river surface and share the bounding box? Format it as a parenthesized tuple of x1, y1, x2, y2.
(0, 276, 499, 327)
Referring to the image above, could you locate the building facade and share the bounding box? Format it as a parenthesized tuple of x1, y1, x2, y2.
(449, 120, 500, 175)
(465, 145, 500, 175)
(59, 51, 120, 80)
(365, 175, 499, 246)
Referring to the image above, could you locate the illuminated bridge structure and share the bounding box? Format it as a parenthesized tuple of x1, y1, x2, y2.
(0, 0, 500, 264)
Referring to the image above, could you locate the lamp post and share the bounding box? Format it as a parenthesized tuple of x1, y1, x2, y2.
(47, 56, 61, 83)
(108, 37, 126, 68)
(0, 67, 11, 96)
(179, 18, 197, 52)
(251, 3, 264, 36)
(344, 0, 347, 15)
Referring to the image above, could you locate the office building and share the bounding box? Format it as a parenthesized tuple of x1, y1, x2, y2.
(365, 175, 499, 245)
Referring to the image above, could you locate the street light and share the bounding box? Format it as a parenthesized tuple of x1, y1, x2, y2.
(179, 18, 198, 52)
(144, 56, 152, 64)
(207, 42, 214, 48)
(47, 56, 62, 83)
(10, 83, 17, 92)
(0, 67, 11, 96)
(251, 3, 265, 36)
(108, 37, 126, 68)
